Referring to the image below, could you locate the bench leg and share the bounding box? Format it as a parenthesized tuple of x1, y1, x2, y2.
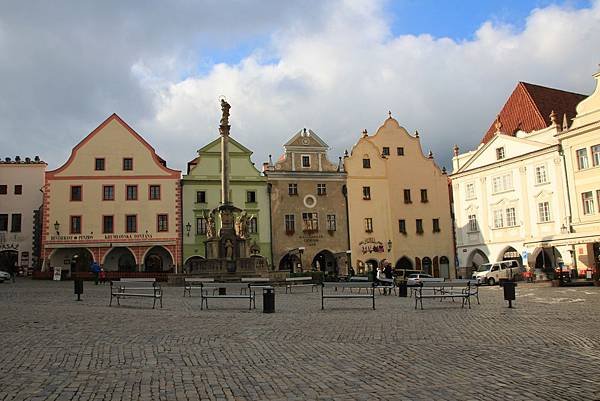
(160, 296, 163, 309)
(109, 294, 113, 307)
(153, 297, 156, 309)
(321, 286, 324, 310)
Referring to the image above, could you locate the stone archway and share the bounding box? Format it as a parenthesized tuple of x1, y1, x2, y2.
(312, 250, 338, 274)
(439, 256, 450, 279)
(48, 248, 94, 277)
(103, 247, 136, 272)
(500, 246, 521, 267)
(395, 256, 413, 270)
(279, 254, 301, 272)
(143, 246, 174, 272)
(0, 250, 18, 272)
(422, 257, 432, 275)
(365, 259, 379, 271)
(184, 256, 204, 274)
(534, 247, 562, 276)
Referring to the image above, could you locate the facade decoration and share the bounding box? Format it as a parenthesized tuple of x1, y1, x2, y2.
(265, 128, 349, 276)
(0, 156, 46, 273)
(345, 114, 455, 278)
(40, 114, 182, 275)
(451, 82, 586, 278)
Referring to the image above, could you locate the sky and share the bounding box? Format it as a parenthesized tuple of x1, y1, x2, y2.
(0, 0, 599, 173)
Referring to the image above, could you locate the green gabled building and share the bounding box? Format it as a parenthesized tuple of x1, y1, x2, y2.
(182, 137, 271, 270)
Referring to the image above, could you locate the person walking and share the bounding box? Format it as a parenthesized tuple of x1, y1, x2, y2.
(383, 262, 393, 295)
(10, 261, 17, 283)
(99, 267, 106, 285)
(91, 261, 100, 285)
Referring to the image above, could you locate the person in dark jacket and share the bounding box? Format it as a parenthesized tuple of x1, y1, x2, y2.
(383, 262, 393, 295)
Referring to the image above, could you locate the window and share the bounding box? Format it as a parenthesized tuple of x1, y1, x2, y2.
(123, 158, 133, 171)
(326, 214, 336, 231)
(317, 184, 327, 196)
(69, 216, 81, 234)
(157, 214, 168, 232)
(506, 208, 516, 227)
(70, 185, 82, 201)
(363, 158, 371, 168)
(399, 219, 406, 234)
(403, 189, 412, 203)
(196, 217, 207, 235)
(103, 216, 114, 234)
(496, 147, 505, 160)
(582, 191, 595, 215)
(14, 185, 22, 195)
(126, 215, 137, 233)
(288, 183, 298, 196)
(465, 183, 475, 199)
(397, 147, 404, 156)
(149, 185, 160, 200)
(416, 219, 423, 234)
(382, 147, 390, 156)
(420, 189, 428, 203)
(577, 148, 589, 169)
(126, 185, 138, 200)
(538, 202, 551, 223)
(11, 214, 22, 232)
(0, 214, 7, 231)
(592, 145, 600, 167)
(246, 191, 257, 203)
(492, 173, 513, 193)
(535, 165, 548, 184)
(285, 214, 295, 234)
(362, 186, 371, 200)
(468, 214, 478, 232)
(95, 158, 105, 171)
(302, 212, 319, 231)
(493, 210, 504, 228)
(0, 185, 6, 194)
(432, 218, 440, 232)
(364, 218, 373, 233)
(301, 155, 311, 167)
(249, 217, 258, 234)
(196, 191, 206, 203)
(103, 185, 114, 201)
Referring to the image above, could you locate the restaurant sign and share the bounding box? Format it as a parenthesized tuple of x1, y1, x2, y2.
(359, 238, 384, 254)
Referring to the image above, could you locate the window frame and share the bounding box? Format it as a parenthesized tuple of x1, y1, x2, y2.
(535, 165, 548, 185)
(148, 185, 161, 200)
(362, 186, 371, 200)
(577, 148, 589, 169)
(14, 185, 22, 195)
(317, 183, 327, 196)
(364, 217, 373, 233)
(538, 202, 551, 223)
(196, 217, 207, 235)
(397, 147, 404, 156)
(69, 215, 82, 234)
(157, 214, 169, 232)
(506, 207, 517, 227)
(102, 185, 115, 201)
(468, 214, 478, 232)
(126, 184, 138, 201)
(382, 147, 390, 156)
(102, 215, 114, 234)
(11, 213, 22, 233)
(362, 158, 371, 168)
(420, 189, 428, 203)
(249, 217, 258, 234)
(301, 155, 311, 168)
(415, 219, 423, 234)
(196, 190, 207, 204)
(0, 185, 7, 195)
(288, 183, 298, 196)
(302, 212, 319, 232)
(95, 157, 105, 171)
(246, 190, 257, 203)
(326, 214, 336, 231)
(496, 147, 505, 160)
(70, 185, 83, 201)
(592, 144, 600, 167)
(403, 189, 412, 204)
(123, 157, 134, 171)
(493, 209, 504, 228)
(125, 214, 138, 233)
(582, 191, 595, 215)
(465, 183, 475, 199)
(0, 214, 8, 231)
(284, 214, 295, 234)
(432, 218, 440, 233)
(399, 219, 406, 234)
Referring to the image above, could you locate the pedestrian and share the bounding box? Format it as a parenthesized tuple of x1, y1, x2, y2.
(91, 261, 100, 285)
(10, 261, 17, 283)
(99, 267, 106, 285)
(384, 262, 393, 295)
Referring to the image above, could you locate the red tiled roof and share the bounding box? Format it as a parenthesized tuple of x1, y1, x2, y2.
(481, 82, 586, 144)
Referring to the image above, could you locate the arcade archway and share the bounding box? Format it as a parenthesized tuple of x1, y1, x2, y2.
(103, 247, 136, 272)
(48, 248, 94, 276)
(0, 250, 18, 271)
(422, 257, 432, 275)
(143, 246, 174, 272)
(279, 254, 301, 272)
(312, 250, 338, 274)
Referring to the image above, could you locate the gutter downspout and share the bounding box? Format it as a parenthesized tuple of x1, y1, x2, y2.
(267, 182, 274, 268)
(343, 183, 351, 271)
(559, 144, 576, 270)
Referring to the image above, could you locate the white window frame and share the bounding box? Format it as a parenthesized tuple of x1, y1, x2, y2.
(326, 214, 336, 231)
(465, 183, 475, 199)
(577, 148, 589, 169)
(284, 214, 295, 233)
(301, 154, 311, 168)
(535, 165, 548, 185)
(538, 201, 551, 223)
(592, 144, 600, 167)
(493, 209, 504, 228)
(468, 214, 478, 232)
(506, 207, 516, 227)
(582, 191, 595, 215)
(496, 147, 505, 160)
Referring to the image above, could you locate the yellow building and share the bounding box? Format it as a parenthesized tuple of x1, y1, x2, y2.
(345, 115, 455, 278)
(557, 68, 600, 274)
(41, 114, 182, 275)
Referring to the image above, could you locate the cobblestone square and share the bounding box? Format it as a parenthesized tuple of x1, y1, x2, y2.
(1, 280, 599, 400)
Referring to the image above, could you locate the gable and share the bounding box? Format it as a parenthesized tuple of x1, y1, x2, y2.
(187, 136, 262, 179)
(283, 128, 329, 149)
(198, 136, 253, 155)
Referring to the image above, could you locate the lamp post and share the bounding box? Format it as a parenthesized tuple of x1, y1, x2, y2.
(185, 222, 192, 237)
(54, 221, 60, 235)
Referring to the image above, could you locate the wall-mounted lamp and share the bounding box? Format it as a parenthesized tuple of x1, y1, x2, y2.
(54, 220, 60, 235)
(185, 222, 192, 236)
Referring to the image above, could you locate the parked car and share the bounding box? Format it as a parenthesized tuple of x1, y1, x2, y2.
(0, 270, 10, 283)
(472, 260, 521, 285)
(406, 273, 433, 286)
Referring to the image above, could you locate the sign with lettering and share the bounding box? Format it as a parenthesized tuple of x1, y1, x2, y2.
(0, 243, 19, 251)
(50, 235, 94, 241)
(299, 234, 323, 247)
(53, 267, 61, 281)
(359, 238, 384, 254)
(49, 233, 153, 241)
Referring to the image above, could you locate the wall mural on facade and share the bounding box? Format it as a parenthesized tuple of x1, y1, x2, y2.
(359, 238, 385, 254)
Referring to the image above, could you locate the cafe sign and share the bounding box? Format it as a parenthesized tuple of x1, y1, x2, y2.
(359, 238, 384, 254)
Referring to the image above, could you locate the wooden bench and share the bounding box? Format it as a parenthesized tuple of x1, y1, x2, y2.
(414, 281, 475, 310)
(109, 278, 162, 309)
(183, 278, 214, 297)
(321, 282, 376, 310)
(285, 276, 318, 293)
(241, 277, 271, 294)
(200, 282, 255, 310)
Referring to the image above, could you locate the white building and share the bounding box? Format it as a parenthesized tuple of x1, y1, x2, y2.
(0, 156, 46, 272)
(450, 82, 585, 278)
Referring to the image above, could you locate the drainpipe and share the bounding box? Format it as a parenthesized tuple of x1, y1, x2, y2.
(267, 182, 274, 268)
(559, 145, 576, 269)
(343, 184, 352, 270)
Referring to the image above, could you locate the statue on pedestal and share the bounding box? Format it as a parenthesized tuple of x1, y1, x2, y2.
(205, 211, 216, 239)
(224, 239, 234, 260)
(236, 211, 249, 239)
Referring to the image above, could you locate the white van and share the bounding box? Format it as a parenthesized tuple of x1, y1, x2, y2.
(472, 260, 520, 285)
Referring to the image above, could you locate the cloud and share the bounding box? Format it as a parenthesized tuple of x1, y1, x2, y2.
(1, 0, 599, 172)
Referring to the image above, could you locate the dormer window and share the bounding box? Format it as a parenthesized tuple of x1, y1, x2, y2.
(362, 158, 371, 168)
(382, 147, 390, 156)
(301, 155, 311, 168)
(496, 147, 505, 160)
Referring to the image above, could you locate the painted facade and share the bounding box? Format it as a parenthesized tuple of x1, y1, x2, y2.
(345, 116, 455, 278)
(41, 114, 182, 275)
(265, 128, 350, 275)
(0, 156, 46, 271)
(557, 69, 600, 274)
(182, 137, 271, 269)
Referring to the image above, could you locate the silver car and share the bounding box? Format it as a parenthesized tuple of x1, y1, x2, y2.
(406, 273, 433, 286)
(0, 270, 10, 283)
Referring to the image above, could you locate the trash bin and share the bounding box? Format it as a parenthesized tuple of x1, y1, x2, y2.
(500, 279, 516, 308)
(74, 279, 84, 301)
(586, 268, 593, 280)
(398, 280, 408, 297)
(263, 287, 275, 313)
(218, 287, 226, 295)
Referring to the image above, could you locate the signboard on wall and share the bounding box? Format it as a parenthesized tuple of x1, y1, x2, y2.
(53, 267, 61, 281)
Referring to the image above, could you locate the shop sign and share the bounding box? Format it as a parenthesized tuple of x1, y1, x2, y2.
(299, 234, 323, 247)
(0, 243, 19, 251)
(50, 235, 93, 241)
(104, 233, 153, 240)
(359, 238, 384, 254)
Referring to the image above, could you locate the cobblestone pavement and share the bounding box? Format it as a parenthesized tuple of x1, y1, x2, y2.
(1, 280, 600, 401)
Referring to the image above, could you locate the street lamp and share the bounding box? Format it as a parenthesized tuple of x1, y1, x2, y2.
(185, 222, 192, 236)
(387, 240, 392, 252)
(54, 221, 60, 235)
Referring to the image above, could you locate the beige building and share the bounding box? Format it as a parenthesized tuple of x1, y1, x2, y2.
(0, 156, 46, 272)
(41, 114, 182, 275)
(557, 68, 600, 274)
(345, 115, 454, 278)
(265, 128, 349, 275)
